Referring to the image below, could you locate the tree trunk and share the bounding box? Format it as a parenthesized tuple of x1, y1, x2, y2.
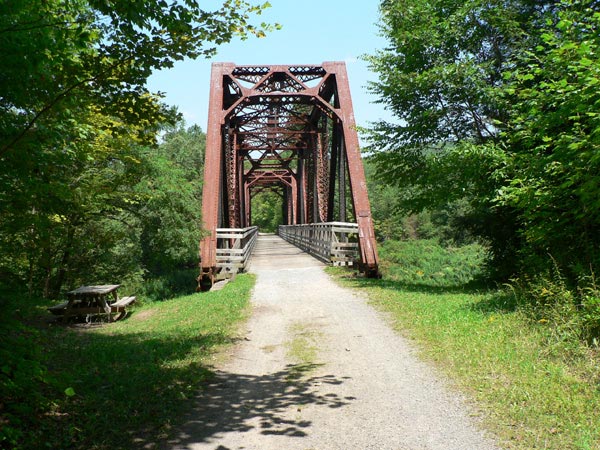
(50, 225, 75, 297)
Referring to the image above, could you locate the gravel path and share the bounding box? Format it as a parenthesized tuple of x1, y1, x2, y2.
(167, 234, 500, 450)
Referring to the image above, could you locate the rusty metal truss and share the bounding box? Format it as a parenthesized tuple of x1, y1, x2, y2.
(198, 62, 379, 290)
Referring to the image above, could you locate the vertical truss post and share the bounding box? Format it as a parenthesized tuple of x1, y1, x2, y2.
(338, 134, 347, 223)
(238, 152, 246, 227)
(327, 123, 339, 223)
(246, 184, 252, 226)
(198, 63, 233, 290)
(316, 123, 329, 222)
(297, 157, 305, 224)
(227, 130, 239, 228)
(323, 62, 379, 277)
(307, 139, 317, 224)
(290, 176, 298, 225)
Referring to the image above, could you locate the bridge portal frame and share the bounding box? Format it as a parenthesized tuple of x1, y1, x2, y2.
(198, 62, 379, 290)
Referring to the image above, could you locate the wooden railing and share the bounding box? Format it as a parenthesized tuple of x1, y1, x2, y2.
(215, 226, 259, 279)
(278, 222, 359, 266)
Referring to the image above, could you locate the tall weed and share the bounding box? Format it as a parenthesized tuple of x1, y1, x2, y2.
(510, 266, 600, 349)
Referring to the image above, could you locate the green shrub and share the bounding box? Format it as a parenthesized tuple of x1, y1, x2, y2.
(577, 273, 600, 343)
(378, 239, 486, 288)
(581, 294, 600, 345)
(141, 268, 199, 302)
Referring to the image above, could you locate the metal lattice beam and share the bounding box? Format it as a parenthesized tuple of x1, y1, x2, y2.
(198, 62, 379, 290)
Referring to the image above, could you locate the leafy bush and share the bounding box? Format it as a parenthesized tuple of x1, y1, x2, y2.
(580, 287, 600, 343)
(141, 268, 199, 302)
(379, 239, 486, 288)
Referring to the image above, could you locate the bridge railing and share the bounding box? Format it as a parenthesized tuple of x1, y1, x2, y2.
(278, 222, 359, 266)
(215, 226, 259, 278)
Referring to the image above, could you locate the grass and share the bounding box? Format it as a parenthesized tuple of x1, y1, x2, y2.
(5, 236, 599, 449)
(285, 322, 323, 382)
(285, 322, 321, 365)
(326, 265, 600, 449)
(2, 274, 255, 450)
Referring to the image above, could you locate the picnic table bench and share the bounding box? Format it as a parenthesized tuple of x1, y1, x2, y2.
(48, 284, 136, 322)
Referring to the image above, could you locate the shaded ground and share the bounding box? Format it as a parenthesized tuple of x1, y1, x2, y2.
(166, 234, 500, 450)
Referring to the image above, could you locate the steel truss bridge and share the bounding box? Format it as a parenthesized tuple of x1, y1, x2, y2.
(198, 62, 380, 290)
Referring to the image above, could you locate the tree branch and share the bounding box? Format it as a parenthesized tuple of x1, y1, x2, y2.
(0, 20, 81, 34)
(0, 54, 135, 157)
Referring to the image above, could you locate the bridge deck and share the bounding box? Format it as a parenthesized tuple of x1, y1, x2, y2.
(248, 234, 324, 272)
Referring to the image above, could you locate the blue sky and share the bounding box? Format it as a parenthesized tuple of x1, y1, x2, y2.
(146, 1, 391, 134)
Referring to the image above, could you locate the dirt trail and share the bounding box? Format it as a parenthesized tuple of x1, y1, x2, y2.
(167, 234, 500, 450)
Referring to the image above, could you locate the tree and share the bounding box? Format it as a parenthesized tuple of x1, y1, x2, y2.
(0, 117, 208, 296)
(364, 157, 480, 244)
(367, 0, 600, 281)
(0, 108, 148, 296)
(498, 0, 600, 277)
(364, 0, 556, 278)
(251, 190, 284, 233)
(363, 159, 406, 241)
(0, 1, 276, 296)
(0, 0, 276, 155)
(136, 123, 207, 274)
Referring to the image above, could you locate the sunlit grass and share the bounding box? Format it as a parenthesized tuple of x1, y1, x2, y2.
(284, 322, 324, 383)
(328, 267, 600, 450)
(16, 274, 255, 450)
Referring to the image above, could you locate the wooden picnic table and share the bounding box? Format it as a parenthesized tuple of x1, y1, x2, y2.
(48, 284, 136, 322)
(67, 284, 120, 316)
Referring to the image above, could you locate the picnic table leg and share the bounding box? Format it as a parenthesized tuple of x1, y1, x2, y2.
(97, 296, 112, 321)
(108, 291, 119, 321)
(63, 297, 77, 322)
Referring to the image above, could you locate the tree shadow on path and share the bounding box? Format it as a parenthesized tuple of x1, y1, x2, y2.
(164, 363, 353, 449)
